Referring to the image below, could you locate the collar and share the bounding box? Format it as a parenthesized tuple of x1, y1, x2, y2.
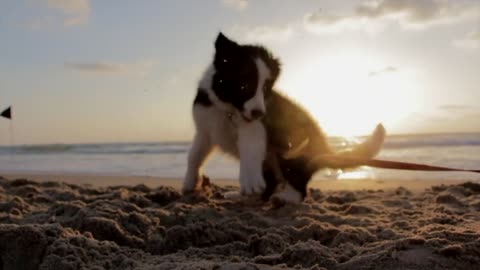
(225, 111, 240, 128)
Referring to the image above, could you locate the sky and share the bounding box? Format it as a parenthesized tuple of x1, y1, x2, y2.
(0, 0, 479, 145)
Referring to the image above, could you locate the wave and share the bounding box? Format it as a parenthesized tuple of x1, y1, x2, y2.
(0, 133, 479, 155)
(331, 133, 480, 150)
(383, 133, 480, 149)
(19, 144, 75, 153)
(0, 143, 191, 155)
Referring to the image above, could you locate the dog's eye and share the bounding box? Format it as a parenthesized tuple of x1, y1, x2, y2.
(240, 85, 248, 91)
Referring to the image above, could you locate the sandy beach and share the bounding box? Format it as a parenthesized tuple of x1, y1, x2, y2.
(0, 174, 479, 269)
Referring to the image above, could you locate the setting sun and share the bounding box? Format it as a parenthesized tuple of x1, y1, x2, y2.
(278, 51, 425, 137)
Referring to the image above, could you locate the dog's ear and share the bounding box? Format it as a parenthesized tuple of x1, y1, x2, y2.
(215, 32, 238, 51)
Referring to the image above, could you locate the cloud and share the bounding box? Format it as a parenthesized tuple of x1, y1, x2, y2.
(305, 0, 478, 34)
(64, 60, 156, 76)
(304, 10, 371, 34)
(26, 0, 90, 29)
(465, 112, 480, 119)
(65, 62, 126, 73)
(222, 0, 248, 11)
(47, 0, 89, 13)
(438, 104, 470, 112)
(453, 31, 480, 50)
(231, 24, 294, 42)
(49, 0, 90, 26)
(354, 0, 469, 25)
(368, 66, 398, 76)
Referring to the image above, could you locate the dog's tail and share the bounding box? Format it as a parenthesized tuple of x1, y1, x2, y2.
(312, 123, 386, 170)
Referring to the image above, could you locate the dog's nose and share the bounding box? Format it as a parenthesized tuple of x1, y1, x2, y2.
(250, 109, 265, 120)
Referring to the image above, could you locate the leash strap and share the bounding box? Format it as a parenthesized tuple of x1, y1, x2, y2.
(324, 156, 480, 173)
(365, 158, 480, 173)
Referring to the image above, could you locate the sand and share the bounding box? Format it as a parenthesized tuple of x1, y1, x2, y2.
(1, 174, 480, 270)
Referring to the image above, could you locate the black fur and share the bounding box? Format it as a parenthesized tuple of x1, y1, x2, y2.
(277, 157, 313, 198)
(193, 89, 212, 107)
(261, 160, 278, 201)
(262, 91, 331, 200)
(212, 33, 280, 112)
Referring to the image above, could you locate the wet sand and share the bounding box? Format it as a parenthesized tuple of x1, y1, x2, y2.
(1, 174, 479, 269)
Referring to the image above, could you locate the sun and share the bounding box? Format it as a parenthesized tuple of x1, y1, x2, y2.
(277, 51, 423, 137)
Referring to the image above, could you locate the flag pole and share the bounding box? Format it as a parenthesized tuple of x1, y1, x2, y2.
(1, 106, 13, 158)
(9, 118, 14, 159)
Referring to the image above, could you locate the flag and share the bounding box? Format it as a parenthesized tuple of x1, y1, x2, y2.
(1, 106, 11, 119)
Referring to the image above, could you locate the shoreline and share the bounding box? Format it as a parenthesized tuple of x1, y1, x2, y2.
(0, 172, 473, 192)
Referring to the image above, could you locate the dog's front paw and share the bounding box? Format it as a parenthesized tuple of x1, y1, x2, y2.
(270, 184, 303, 205)
(181, 185, 200, 195)
(240, 173, 266, 195)
(224, 191, 242, 200)
(181, 173, 205, 194)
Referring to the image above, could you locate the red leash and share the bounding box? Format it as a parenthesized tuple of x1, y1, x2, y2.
(364, 158, 480, 173)
(320, 155, 480, 173)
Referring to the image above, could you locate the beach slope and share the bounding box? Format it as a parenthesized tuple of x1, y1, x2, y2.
(1, 175, 479, 270)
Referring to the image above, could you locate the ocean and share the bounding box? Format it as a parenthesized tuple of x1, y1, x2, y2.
(0, 133, 479, 182)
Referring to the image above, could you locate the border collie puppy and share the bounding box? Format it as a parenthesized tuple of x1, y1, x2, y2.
(182, 32, 386, 203)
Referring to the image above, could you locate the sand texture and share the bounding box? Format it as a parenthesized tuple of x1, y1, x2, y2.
(1, 175, 480, 270)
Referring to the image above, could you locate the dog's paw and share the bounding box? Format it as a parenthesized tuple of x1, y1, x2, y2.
(224, 191, 242, 200)
(181, 185, 201, 195)
(270, 184, 303, 205)
(181, 174, 204, 194)
(240, 173, 266, 195)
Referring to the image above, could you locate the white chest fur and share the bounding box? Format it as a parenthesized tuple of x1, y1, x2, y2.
(193, 105, 240, 157)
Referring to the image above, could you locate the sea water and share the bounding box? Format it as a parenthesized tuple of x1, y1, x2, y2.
(0, 133, 479, 182)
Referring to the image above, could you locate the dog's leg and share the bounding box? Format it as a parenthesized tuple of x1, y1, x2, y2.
(182, 132, 213, 193)
(238, 121, 267, 195)
(270, 157, 311, 204)
(261, 150, 287, 201)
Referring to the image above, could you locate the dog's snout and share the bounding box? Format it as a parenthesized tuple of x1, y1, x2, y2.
(250, 109, 265, 120)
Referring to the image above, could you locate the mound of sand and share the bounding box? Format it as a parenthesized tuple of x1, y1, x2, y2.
(1, 175, 480, 270)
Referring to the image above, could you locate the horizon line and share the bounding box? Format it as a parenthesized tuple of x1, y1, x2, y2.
(1, 130, 479, 147)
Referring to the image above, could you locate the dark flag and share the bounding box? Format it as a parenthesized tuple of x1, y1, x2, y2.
(1, 106, 11, 119)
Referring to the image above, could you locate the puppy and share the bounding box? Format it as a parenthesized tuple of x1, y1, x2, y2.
(182, 32, 386, 203)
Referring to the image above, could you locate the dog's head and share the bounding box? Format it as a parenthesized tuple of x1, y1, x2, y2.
(204, 32, 281, 122)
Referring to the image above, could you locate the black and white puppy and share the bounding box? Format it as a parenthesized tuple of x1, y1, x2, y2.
(182, 32, 386, 203)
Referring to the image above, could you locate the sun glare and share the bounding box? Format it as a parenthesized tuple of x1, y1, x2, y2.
(278, 52, 424, 137)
